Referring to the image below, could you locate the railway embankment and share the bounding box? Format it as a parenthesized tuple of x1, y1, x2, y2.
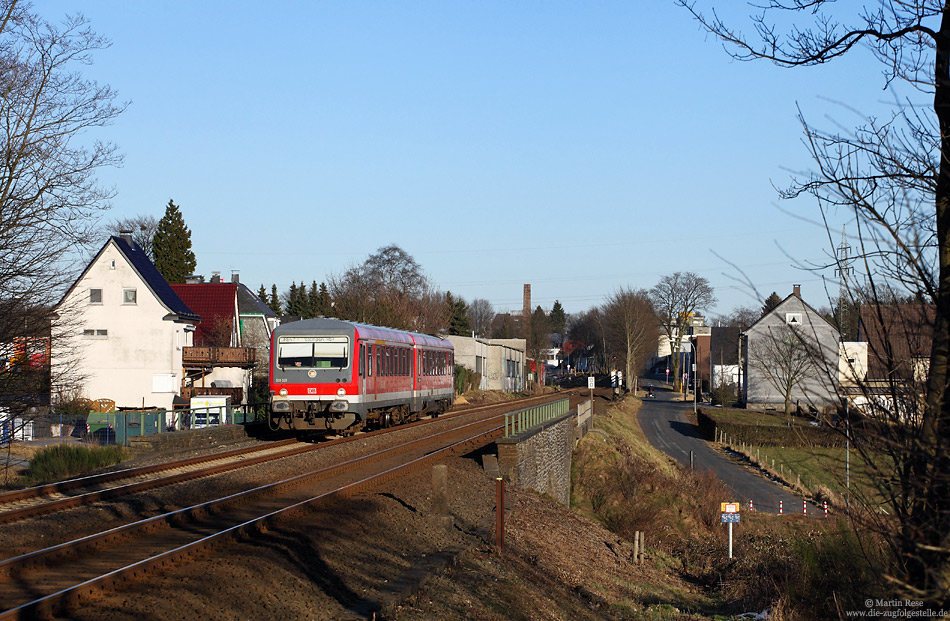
(0, 390, 892, 618)
(395, 392, 890, 619)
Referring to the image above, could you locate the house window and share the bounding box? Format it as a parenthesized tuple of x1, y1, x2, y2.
(122, 288, 137, 305)
(82, 329, 108, 338)
(89, 289, 102, 304)
(785, 313, 803, 325)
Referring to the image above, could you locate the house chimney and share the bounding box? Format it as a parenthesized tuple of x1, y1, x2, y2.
(793, 284, 801, 297)
(211, 271, 221, 283)
(231, 270, 240, 284)
(119, 230, 133, 245)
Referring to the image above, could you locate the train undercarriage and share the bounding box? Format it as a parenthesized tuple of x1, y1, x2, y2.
(269, 398, 450, 436)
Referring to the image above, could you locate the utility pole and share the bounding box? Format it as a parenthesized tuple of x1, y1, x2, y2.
(835, 226, 854, 340)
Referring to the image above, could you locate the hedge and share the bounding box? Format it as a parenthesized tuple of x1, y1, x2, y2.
(698, 409, 846, 448)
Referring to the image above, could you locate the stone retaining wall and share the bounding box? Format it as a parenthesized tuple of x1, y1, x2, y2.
(496, 412, 575, 506)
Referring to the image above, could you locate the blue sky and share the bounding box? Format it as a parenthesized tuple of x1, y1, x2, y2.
(38, 1, 903, 317)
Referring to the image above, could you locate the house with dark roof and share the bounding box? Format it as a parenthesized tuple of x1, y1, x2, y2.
(234, 276, 279, 375)
(692, 326, 741, 391)
(51, 233, 199, 410)
(859, 304, 934, 383)
(741, 285, 841, 414)
(171, 275, 260, 404)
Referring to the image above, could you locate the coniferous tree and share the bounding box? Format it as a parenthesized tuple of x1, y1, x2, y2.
(269, 284, 282, 315)
(316, 282, 332, 317)
(761, 292, 782, 316)
(446, 292, 470, 336)
(285, 282, 301, 316)
(257, 284, 268, 303)
(307, 281, 322, 318)
(153, 199, 197, 284)
(550, 300, 567, 334)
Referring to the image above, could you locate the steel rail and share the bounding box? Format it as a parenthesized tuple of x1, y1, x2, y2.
(0, 411, 509, 617)
(3, 419, 502, 620)
(0, 392, 567, 525)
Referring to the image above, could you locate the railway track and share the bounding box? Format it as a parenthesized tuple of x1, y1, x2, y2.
(0, 403, 530, 619)
(0, 392, 568, 526)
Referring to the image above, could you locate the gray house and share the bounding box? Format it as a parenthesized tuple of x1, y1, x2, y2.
(741, 285, 840, 414)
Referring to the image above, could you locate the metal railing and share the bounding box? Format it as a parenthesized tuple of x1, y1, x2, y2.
(504, 398, 570, 438)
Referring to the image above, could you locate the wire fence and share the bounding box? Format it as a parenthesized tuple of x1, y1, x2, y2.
(0, 402, 270, 447)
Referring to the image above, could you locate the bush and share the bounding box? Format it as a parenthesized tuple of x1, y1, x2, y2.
(700, 409, 845, 448)
(710, 382, 736, 406)
(454, 365, 481, 394)
(25, 443, 126, 485)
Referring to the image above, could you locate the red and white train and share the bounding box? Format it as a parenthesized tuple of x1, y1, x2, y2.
(268, 318, 455, 434)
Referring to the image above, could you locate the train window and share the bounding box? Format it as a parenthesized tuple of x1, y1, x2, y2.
(385, 347, 391, 376)
(376, 346, 381, 375)
(359, 344, 364, 376)
(277, 337, 348, 369)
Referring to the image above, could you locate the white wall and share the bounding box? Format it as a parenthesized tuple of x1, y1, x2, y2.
(52, 241, 190, 410)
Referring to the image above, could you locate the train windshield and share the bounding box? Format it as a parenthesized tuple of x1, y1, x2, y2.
(277, 336, 349, 369)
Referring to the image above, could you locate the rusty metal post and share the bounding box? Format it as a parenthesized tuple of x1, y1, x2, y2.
(495, 477, 505, 555)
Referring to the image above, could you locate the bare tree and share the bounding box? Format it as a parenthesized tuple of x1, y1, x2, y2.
(0, 5, 126, 304)
(568, 309, 608, 374)
(328, 244, 449, 333)
(679, 0, 950, 601)
(602, 288, 658, 392)
(102, 215, 159, 259)
(650, 272, 716, 392)
(748, 326, 820, 418)
(468, 298, 494, 337)
(713, 304, 759, 330)
(0, 3, 125, 456)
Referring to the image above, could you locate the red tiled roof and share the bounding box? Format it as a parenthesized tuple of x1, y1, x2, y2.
(170, 283, 238, 346)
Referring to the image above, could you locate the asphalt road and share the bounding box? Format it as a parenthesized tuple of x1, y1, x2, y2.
(637, 384, 812, 515)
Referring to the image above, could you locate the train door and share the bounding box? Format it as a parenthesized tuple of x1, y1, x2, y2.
(360, 343, 368, 402)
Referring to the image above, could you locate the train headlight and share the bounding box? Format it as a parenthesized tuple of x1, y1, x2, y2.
(337, 388, 346, 396)
(279, 388, 288, 397)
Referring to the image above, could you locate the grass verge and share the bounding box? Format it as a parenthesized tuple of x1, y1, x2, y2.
(571, 395, 893, 618)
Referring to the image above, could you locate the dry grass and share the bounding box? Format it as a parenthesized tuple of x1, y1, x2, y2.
(570, 395, 892, 618)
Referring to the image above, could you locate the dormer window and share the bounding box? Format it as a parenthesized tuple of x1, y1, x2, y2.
(122, 288, 137, 305)
(89, 288, 102, 304)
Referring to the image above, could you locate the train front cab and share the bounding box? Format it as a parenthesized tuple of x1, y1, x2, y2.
(269, 322, 361, 433)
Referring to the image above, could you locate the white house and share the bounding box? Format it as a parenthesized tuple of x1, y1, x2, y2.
(741, 285, 840, 412)
(51, 234, 199, 410)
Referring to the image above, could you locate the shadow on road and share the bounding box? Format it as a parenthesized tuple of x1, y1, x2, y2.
(669, 420, 703, 439)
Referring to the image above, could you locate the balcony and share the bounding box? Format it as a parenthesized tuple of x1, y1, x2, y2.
(182, 346, 257, 368)
(180, 385, 244, 404)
